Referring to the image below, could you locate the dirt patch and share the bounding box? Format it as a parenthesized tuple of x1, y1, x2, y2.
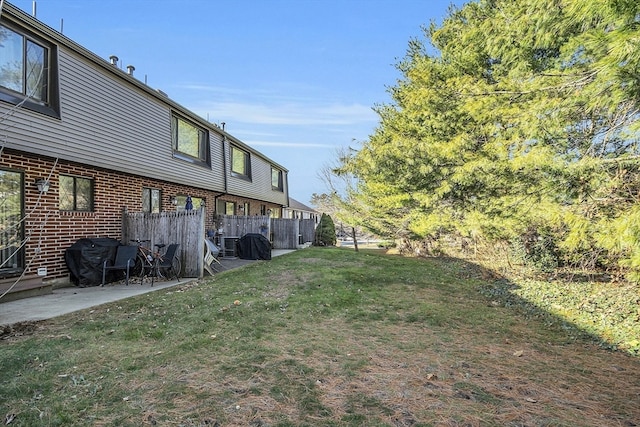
(263, 271, 314, 299)
(0, 321, 40, 340)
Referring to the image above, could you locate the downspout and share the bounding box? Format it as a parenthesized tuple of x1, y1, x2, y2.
(213, 129, 229, 221)
(221, 133, 228, 194)
(284, 171, 290, 208)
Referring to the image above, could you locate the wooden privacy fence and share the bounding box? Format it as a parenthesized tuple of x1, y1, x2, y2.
(215, 215, 271, 239)
(122, 208, 205, 278)
(214, 215, 317, 249)
(121, 211, 317, 279)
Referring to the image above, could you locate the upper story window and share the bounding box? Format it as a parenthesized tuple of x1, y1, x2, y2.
(59, 175, 94, 211)
(271, 167, 283, 191)
(231, 146, 251, 180)
(142, 188, 161, 213)
(0, 23, 59, 117)
(171, 114, 210, 167)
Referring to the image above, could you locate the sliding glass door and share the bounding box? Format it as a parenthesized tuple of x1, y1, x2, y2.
(0, 169, 24, 275)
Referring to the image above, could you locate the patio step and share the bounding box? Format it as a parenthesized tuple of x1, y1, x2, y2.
(0, 275, 52, 303)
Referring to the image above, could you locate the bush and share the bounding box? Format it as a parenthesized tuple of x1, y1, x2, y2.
(315, 213, 337, 246)
(510, 227, 559, 273)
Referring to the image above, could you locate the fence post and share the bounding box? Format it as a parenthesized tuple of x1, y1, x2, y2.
(197, 208, 205, 278)
(121, 207, 128, 243)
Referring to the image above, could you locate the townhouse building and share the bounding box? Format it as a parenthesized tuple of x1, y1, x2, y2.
(0, 2, 289, 290)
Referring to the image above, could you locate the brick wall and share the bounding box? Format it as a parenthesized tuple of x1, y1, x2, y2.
(1, 149, 282, 284)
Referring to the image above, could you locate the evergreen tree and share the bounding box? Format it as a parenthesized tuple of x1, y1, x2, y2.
(333, 0, 640, 278)
(315, 213, 337, 246)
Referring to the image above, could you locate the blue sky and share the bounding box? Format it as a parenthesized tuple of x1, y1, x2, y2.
(10, 0, 466, 205)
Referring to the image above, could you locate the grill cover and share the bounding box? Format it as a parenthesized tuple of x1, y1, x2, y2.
(237, 233, 272, 260)
(64, 238, 122, 287)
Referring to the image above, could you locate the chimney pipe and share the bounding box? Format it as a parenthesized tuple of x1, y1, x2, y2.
(109, 55, 118, 66)
(126, 65, 135, 76)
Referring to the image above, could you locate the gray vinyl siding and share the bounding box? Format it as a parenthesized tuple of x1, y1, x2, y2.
(1, 3, 287, 204)
(225, 143, 288, 206)
(2, 48, 226, 192)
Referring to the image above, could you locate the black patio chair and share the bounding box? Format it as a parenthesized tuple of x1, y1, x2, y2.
(101, 245, 138, 286)
(150, 243, 180, 286)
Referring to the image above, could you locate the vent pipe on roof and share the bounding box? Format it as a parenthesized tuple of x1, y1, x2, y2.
(109, 55, 118, 66)
(126, 65, 135, 76)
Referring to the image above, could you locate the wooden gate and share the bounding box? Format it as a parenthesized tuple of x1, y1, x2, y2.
(299, 219, 316, 245)
(122, 208, 205, 278)
(270, 218, 298, 249)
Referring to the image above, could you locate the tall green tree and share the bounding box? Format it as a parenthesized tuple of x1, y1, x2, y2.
(334, 0, 640, 278)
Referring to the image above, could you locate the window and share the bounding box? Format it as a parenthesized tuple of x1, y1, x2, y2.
(239, 202, 249, 216)
(271, 167, 283, 191)
(175, 195, 204, 211)
(231, 146, 251, 179)
(59, 175, 93, 211)
(225, 201, 236, 215)
(0, 23, 59, 117)
(260, 204, 267, 216)
(171, 114, 210, 166)
(0, 169, 24, 275)
(142, 188, 161, 213)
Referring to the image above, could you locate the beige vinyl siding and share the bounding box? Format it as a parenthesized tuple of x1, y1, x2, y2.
(1, 48, 226, 193)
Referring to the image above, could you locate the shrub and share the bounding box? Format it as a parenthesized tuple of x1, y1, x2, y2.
(315, 213, 337, 246)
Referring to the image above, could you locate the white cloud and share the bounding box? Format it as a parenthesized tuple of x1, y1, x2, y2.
(193, 101, 375, 126)
(174, 82, 376, 127)
(246, 140, 332, 148)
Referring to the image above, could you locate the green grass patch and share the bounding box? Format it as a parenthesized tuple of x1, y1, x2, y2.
(1, 247, 639, 426)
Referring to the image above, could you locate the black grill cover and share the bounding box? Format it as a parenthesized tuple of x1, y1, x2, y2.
(65, 238, 122, 287)
(237, 233, 272, 260)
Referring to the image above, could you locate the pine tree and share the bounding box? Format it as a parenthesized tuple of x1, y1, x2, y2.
(314, 213, 337, 246)
(332, 0, 640, 278)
